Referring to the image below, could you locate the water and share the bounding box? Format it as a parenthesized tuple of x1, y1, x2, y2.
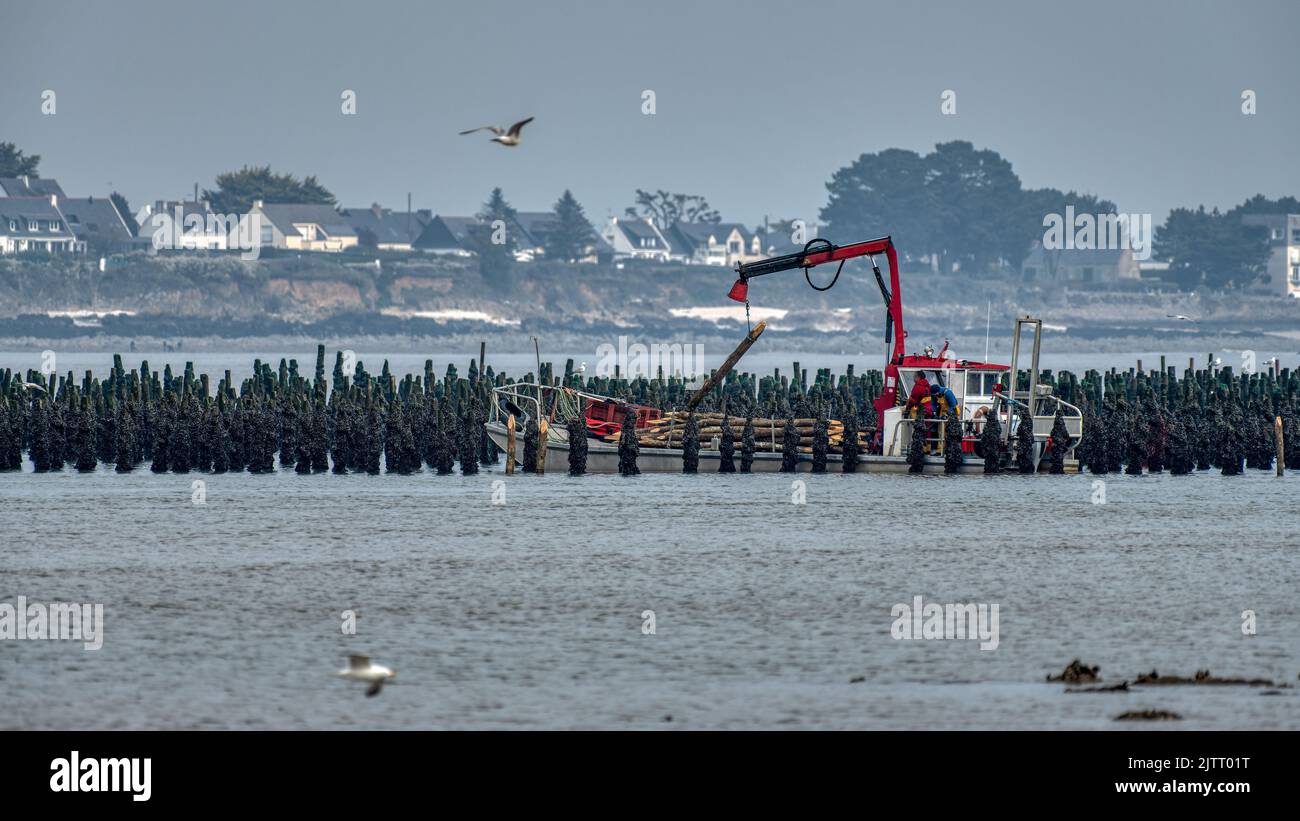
(2, 463, 1297, 729)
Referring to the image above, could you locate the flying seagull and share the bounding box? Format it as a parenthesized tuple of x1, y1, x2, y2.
(336, 654, 396, 697)
(1166, 314, 1197, 322)
(459, 116, 534, 146)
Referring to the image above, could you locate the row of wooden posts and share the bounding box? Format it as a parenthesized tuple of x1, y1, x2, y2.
(1, 346, 1297, 477)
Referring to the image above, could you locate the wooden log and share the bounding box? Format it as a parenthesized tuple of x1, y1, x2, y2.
(1277, 416, 1285, 477)
(537, 417, 548, 476)
(505, 413, 516, 475)
(684, 320, 767, 411)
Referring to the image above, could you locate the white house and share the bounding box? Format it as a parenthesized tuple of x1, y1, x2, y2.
(1241, 214, 1300, 297)
(0, 195, 83, 254)
(602, 217, 673, 261)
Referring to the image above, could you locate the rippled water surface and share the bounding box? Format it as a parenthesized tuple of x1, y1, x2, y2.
(3, 463, 1297, 729)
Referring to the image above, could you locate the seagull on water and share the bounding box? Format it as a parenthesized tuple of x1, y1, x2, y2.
(459, 116, 534, 146)
(337, 654, 396, 697)
(1166, 314, 1197, 322)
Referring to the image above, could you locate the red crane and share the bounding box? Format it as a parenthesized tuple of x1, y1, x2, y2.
(727, 236, 906, 420)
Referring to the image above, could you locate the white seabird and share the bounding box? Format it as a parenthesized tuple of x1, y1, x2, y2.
(458, 116, 534, 146)
(337, 654, 396, 697)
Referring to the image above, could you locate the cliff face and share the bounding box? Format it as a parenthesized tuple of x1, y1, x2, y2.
(2, 253, 1297, 345)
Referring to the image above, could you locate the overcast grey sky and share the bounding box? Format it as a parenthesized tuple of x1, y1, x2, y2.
(4, 0, 1298, 229)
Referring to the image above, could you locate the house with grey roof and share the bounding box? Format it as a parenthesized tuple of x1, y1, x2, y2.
(1240, 213, 1300, 297)
(602, 217, 673, 262)
(60, 195, 135, 253)
(412, 215, 478, 255)
(0, 195, 82, 254)
(1020, 243, 1140, 284)
(245, 200, 358, 252)
(510, 210, 609, 262)
(0, 175, 66, 199)
(509, 211, 556, 261)
(340, 204, 433, 252)
(668, 222, 764, 266)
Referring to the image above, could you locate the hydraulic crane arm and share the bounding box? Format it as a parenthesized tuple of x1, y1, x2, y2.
(728, 236, 905, 365)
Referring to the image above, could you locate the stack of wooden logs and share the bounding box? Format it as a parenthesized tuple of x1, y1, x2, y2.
(603, 411, 872, 453)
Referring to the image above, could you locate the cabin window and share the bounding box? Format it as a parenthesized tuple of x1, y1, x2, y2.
(29, 220, 39, 231)
(49, 220, 59, 231)
(7, 220, 15, 231)
(965, 372, 1008, 397)
(966, 372, 988, 396)
(1291, 266, 1300, 284)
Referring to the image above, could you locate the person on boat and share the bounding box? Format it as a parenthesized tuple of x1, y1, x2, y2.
(930, 382, 960, 418)
(905, 371, 934, 452)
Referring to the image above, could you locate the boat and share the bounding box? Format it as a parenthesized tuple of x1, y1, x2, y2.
(485, 235, 1083, 473)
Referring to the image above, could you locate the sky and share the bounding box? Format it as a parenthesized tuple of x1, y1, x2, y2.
(4, 0, 1299, 230)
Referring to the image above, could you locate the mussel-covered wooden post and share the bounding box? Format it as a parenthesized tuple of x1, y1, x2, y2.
(811, 412, 828, 473)
(681, 412, 699, 473)
(740, 415, 755, 473)
(618, 407, 639, 476)
(1167, 413, 1194, 475)
(1016, 406, 1036, 473)
(907, 409, 926, 474)
(1047, 407, 1069, 474)
(567, 415, 587, 476)
(780, 415, 799, 473)
(841, 406, 859, 473)
(943, 406, 963, 474)
(718, 415, 736, 473)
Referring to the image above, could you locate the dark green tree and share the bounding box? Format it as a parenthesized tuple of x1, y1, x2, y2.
(470, 187, 518, 290)
(541, 190, 595, 261)
(202, 165, 335, 214)
(1153, 206, 1271, 290)
(623, 190, 719, 228)
(0, 142, 40, 177)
